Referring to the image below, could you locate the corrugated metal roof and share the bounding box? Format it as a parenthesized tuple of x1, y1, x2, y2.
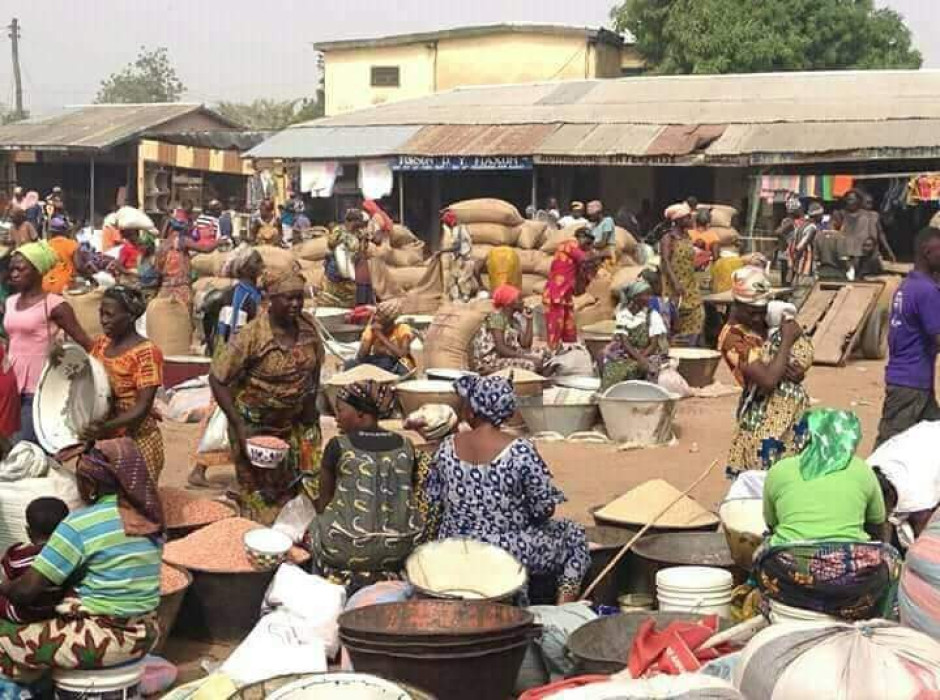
(0, 104, 235, 151)
(537, 123, 663, 157)
(246, 125, 421, 160)
(646, 124, 726, 157)
(400, 124, 557, 156)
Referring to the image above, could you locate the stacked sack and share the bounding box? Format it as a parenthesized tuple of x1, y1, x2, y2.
(379, 225, 428, 292)
(699, 204, 741, 248)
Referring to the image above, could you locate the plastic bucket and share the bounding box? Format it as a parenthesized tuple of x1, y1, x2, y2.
(54, 660, 143, 700)
(656, 566, 734, 617)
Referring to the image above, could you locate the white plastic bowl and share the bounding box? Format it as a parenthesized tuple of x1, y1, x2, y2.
(246, 436, 289, 470)
(33, 344, 111, 453)
(267, 673, 413, 700)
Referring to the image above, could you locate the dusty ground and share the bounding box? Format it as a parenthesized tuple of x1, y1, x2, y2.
(157, 355, 890, 682)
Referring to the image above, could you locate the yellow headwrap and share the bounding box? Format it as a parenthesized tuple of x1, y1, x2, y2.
(263, 268, 305, 296)
(17, 241, 59, 276)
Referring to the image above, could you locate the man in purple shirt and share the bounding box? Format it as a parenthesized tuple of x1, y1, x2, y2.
(876, 227, 940, 446)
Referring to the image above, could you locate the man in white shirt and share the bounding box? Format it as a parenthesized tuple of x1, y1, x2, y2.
(557, 201, 587, 229)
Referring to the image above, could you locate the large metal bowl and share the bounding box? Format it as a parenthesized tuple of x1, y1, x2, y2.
(516, 394, 599, 436)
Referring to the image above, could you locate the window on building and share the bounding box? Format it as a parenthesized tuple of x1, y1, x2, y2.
(371, 66, 400, 88)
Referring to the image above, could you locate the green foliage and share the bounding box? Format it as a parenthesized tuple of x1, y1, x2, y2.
(215, 98, 324, 130)
(0, 106, 28, 125)
(95, 47, 185, 104)
(612, 0, 922, 74)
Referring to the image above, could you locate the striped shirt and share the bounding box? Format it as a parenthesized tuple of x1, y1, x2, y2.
(32, 496, 161, 617)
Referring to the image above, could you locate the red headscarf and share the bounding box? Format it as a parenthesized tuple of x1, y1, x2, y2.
(441, 209, 459, 228)
(492, 284, 521, 309)
(362, 199, 393, 233)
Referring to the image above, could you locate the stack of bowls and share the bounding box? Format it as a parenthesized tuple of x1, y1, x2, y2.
(656, 566, 734, 618)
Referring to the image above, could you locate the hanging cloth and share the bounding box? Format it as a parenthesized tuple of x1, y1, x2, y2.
(821, 175, 835, 201)
(358, 159, 394, 200)
(833, 175, 855, 198)
(300, 161, 339, 198)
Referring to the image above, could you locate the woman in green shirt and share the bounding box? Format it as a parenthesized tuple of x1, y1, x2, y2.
(756, 409, 900, 621)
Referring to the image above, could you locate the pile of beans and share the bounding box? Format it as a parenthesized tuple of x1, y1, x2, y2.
(163, 517, 310, 573)
(159, 487, 236, 529)
(160, 563, 190, 596)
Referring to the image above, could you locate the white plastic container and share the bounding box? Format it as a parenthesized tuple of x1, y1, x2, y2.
(53, 660, 144, 700)
(267, 672, 413, 700)
(656, 566, 734, 618)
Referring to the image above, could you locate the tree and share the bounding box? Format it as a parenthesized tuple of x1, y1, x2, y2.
(215, 98, 323, 130)
(612, 0, 922, 74)
(95, 47, 185, 104)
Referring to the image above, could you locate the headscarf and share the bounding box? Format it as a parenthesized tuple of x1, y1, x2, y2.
(746, 252, 769, 269)
(797, 409, 862, 481)
(785, 195, 802, 214)
(807, 202, 824, 218)
(76, 438, 163, 536)
(362, 200, 393, 233)
(570, 201, 585, 214)
(622, 278, 652, 302)
(586, 200, 603, 217)
(664, 203, 692, 221)
(455, 374, 516, 427)
(731, 266, 772, 307)
(492, 284, 521, 309)
(264, 268, 305, 296)
(222, 245, 263, 279)
(441, 210, 459, 228)
(104, 285, 147, 320)
(336, 380, 396, 418)
(48, 216, 69, 234)
(16, 241, 59, 275)
(375, 299, 403, 325)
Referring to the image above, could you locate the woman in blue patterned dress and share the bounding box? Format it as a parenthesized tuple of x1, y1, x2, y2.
(425, 375, 590, 603)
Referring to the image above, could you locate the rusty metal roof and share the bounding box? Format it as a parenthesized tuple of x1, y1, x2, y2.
(400, 124, 558, 156)
(0, 103, 238, 152)
(537, 123, 663, 157)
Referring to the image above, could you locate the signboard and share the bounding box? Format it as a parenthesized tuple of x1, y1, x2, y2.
(393, 155, 532, 172)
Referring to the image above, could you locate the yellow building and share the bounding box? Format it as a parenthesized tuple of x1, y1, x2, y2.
(315, 23, 643, 116)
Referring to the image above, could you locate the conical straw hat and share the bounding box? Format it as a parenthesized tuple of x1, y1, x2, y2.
(595, 478, 718, 528)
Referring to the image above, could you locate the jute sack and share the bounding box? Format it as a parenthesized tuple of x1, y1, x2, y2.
(517, 249, 552, 276)
(467, 222, 519, 247)
(521, 274, 547, 296)
(387, 244, 425, 268)
(256, 245, 298, 275)
(540, 225, 579, 254)
(401, 291, 443, 315)
(469, 244, 495, 263)
(193, 277, 235, 296)
(449, 199, 524, 227)
(300, 264, 325, 289)
(387, 266, 427, 291)
(146, 297, 192, 355)
(516, 220, 549, 250)
(701, 204, 738, 229)
(191, 250, 227, 277)
(712, 226, 740, 247)
(293, 238, 329, 262)
(424, 299, 493, 370)
(65, 288, 105, 338)
(614, 226, 638, 255)
(610, 265, 644, 295)
(390, 224, 421, 248)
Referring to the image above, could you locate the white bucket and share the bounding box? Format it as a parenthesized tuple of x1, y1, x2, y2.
(768, 599, 838, 625)
(54, 660, 143, 700)
(656, 566, 734, 618)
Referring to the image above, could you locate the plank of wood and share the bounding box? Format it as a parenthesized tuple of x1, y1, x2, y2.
(812, 284, 882, 365)
(798, 287, 837, 335)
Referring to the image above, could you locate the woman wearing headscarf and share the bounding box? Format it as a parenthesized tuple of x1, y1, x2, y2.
(542, 227, 601, 349)
(210, 269, 324, 524)
(438, 209, 478, 302)
(718, 267, 813, 478)
(7, 207, 38, 248)
(660, 203, 705, 345)
(0, 438, 161, 683)
(80, 287, 165, 482)
(586, 200, 617, 270)
(425, 375, 590, 603)
(155, 213, 217, 309)
(4, 242, 94, 444)
(600, 279, 669, 391)
(249, 198, 282, 246)
(349, 299, 415, 376)
(362, 199, 394, 243)
(756, 409, 899, 621)
(322, 209, 375, 308)
(42, 216, 84, 295)
(311, 380, 430, 592)
(470, 284, 546, 375)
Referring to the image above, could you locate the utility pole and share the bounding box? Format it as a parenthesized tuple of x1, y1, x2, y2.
(8, 18, 24, 120)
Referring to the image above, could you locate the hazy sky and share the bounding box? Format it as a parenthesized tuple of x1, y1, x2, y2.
(2, 0, 936, 114)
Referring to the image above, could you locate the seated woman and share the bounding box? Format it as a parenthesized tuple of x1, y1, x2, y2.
(718, 267, 813, 479)
(600, 278, 669, 391)
(349, 300, 414, 376)
(425, 375, 590, 603)
(81, 287, 165, 482)
(0, 438, 161, 684)
(756, 409, 899, 621)
(312, 381, 428, 593)
(470, 285, 546, 375)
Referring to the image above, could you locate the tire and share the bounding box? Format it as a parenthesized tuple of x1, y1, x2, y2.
(861, 304, 888, 360)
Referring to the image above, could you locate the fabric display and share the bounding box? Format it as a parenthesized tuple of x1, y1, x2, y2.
(760, 174, 855, 202)
(907, 173, 940, 204)
(358, 159, 394, 200)
(300, 161, 339, 198)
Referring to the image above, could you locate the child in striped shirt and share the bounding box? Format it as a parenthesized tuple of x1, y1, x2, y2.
(0, 497, 69, 622)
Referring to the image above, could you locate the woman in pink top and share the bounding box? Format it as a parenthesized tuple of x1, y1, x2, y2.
(4, 242, 93, 444)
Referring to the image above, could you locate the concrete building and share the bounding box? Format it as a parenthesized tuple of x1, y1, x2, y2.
(314, 23, 642, 116)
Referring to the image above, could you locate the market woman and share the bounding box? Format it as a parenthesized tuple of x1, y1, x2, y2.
(4, 242, 94, 444)
(757, 409, 899, 621)
(250, 199, 282, 246)
(470, 284, 545, 375)
(719, 267, 813, 478)
(0, 438, 161, 683)
(600, 278, 669, 391)
(210, 269, 324, 524)
(154, 216, 216, 308)
(349, 299, 415, 376)
(312, 381, 428, 592)
(322, 209, 372, 307)
(660, 203, 705, 345)
(81, 287, 165, 482)
(542, 227, 600, 349)
(425, 375, 590, 603)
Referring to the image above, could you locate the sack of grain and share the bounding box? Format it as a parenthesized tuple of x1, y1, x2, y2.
(516, 220, 549, 250)
(387, 244, 425, 267)
(401, 291, 443, 316)
(540, 224, 581, 254)
(256, 245, 298, 275)
(390, 224, 421, 248)
(299, 263, 325, 289)
(191, 250, 227, 278)
(65, 288, 105, 338)
(293, 238, 329, 262)
(469, 244, 495, 263)
(614, 226, 638, 255)
(193, 277, 235, 296)
(713, 226, 740, 247)
(610, 265, 644, 295)
(701, 204, 738, 229)
(424, 299, 493, 369)
(521, 274, 546, 296)
(387, 266, 428, 291)
(516, 249, 552, 276)
(466, 222, 519, 247)
(147, 296, 192, 355)
(449, 198, 524, 227)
